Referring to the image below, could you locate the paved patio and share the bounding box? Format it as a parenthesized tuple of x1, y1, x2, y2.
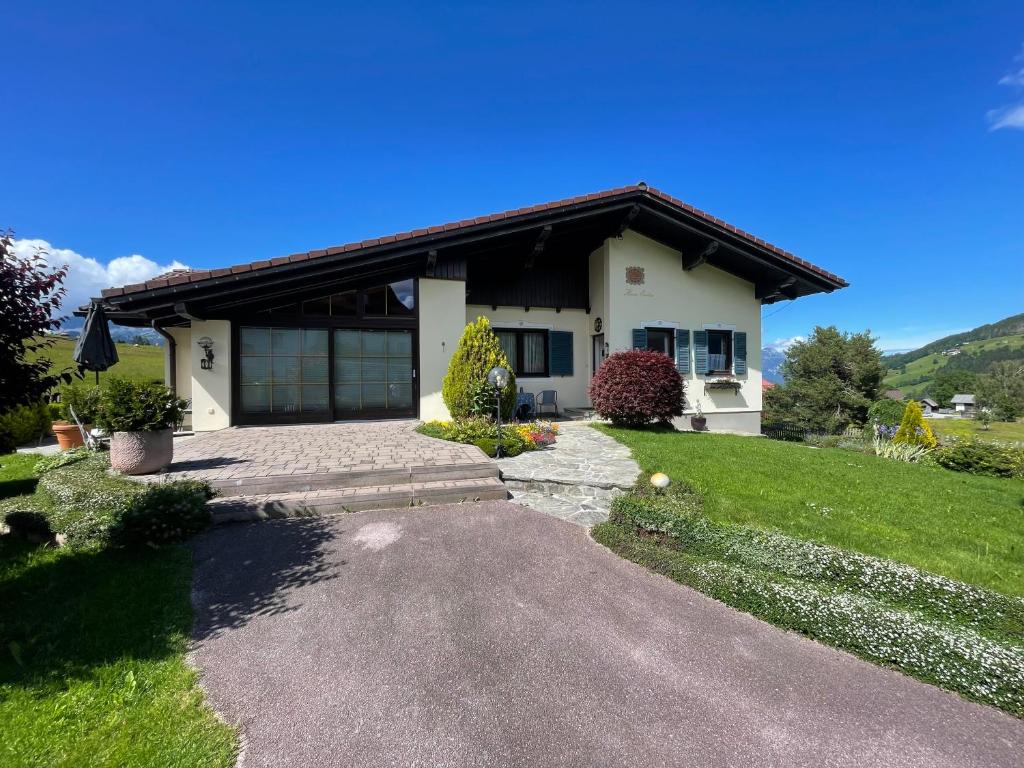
(143, 420, 488, 486)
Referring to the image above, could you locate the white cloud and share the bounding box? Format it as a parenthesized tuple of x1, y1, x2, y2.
(989, 44, 1024, 131)
(12, 238, 187, 326)
(765, 336, 804, 352)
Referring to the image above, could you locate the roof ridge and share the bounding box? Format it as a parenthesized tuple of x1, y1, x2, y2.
(102, 183, 847, 297)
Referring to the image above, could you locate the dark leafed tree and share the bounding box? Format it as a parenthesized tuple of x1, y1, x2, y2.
(763, 326, 885, 432)
(0, 230, 73, 411)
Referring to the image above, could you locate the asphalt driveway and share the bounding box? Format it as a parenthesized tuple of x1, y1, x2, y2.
(190, 502, 1023, 768)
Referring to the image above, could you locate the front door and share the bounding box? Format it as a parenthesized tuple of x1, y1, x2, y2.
(592, 333, 605, 375)
(333, 329, 416, 419)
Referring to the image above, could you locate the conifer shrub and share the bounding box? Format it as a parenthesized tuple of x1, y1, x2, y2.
(892, 400, 937, 449)
(588, 350, 684, 427)
(442, 317, 517, 420)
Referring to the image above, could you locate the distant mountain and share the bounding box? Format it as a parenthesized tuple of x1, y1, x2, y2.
(53, 324, 165, 346)
(762, 346, 787, 384)
(883, 313, 1024, 369)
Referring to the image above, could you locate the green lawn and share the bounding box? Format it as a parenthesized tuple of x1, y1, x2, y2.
(598, 427, 1024, 596)
(29, 337, 165, 385)
(930, 417, 1024, 444)
(0, 455, 235, 768)
(0, 453, 41, 500)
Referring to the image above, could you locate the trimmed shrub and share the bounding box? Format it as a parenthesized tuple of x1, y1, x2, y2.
(892, 400, 937, 449)
(111, 480, 214, 547)
(1, 452, 213, 548)
(867, 397, 906, 428)
(58, 384, 103, 423)
(442, 317, 516, 420)
(94, 378, 187, 433)
(934, 438, 1023, 478)
(588, 350, 684, 427)
(0, 400, 52, 452)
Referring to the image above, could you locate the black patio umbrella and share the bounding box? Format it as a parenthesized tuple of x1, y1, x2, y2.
(73, 302, 120, 384)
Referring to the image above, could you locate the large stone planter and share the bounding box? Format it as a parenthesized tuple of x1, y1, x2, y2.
(110, 428, 173, 475)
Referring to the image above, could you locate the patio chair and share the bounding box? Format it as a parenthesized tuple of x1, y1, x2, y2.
(515, 390, 536, 421)
(537, 390, 559, 418)
(69, 405, 107, 451)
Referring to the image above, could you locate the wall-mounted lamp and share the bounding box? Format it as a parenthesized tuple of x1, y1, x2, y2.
(197, 336, 215, 370)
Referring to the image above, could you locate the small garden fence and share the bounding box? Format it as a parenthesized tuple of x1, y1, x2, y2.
(761, 422, 864, 443)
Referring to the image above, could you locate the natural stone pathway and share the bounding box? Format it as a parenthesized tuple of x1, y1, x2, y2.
(496, 423, 640, 526)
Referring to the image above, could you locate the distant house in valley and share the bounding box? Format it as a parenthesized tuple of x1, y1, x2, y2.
(884, 388, 903, 401)
(951, 394, 976, 416)
(919, 398, 939, 416)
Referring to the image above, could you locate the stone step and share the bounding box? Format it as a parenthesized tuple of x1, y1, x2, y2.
(501, 477, 628, 500)
(206, 461, 499, 498)
(209, 476, 508, 524)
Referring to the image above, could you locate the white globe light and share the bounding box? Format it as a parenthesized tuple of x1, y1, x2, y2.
(650, 472, 670, 489)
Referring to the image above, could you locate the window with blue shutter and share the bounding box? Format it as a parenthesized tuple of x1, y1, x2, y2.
(674, 329, 691, 374)
(549, 331, 573, 376)
(693, 330, 708, 374)
(631, 328, 647, 350)
(733, 331, 747, 375)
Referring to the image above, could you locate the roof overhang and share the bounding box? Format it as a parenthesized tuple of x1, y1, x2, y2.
(83, 185, 848, 327)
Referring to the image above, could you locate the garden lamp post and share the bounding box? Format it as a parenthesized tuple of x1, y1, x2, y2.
(487, 365, 509, 458)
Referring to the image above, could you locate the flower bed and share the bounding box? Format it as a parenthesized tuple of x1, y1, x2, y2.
(594, 481, 1024, 716)
(417, 417, 558, 457)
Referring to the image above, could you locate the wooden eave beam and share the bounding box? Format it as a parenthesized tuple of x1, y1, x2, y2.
(682, 240, 719, 271)
(614, 204, 641, 238)
(524, 225, 553, 269)
(425, 249, 438, 277)
(755, 276, 798, 301)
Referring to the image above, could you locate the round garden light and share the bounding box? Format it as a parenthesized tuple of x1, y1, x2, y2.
(650, 472, 670, 489)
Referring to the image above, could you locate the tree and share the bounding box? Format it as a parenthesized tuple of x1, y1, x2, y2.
(976, 361, 1024, 422)
(0, 230, 72, 412)
(893, 400, 937, 448)
(928, 369, 977, 408)
(441, 317, 517, 420)
(762, 326, 885, 432)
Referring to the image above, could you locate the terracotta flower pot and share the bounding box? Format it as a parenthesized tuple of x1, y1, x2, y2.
(690, 416, 708, 431)
(109, 428, 173, 475)
(52, 421, 85, 450)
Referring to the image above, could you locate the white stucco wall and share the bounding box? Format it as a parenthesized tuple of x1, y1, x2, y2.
(607, 230, 762, 421)
(467, 306, 593, 409)
(166, 327, 193, 403)
(188, 320, 232, 431)
(419, 279, 467, 421)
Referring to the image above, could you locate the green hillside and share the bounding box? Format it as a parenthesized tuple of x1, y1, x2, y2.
(883, 312, 1024, 369)
(883, 332, 1024, 399)
(29, 337, 165, 386)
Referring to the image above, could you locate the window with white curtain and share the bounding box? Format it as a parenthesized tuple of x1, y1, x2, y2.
(496, 329, 549, 377)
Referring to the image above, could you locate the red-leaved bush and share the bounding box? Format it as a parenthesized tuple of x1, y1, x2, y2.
(588, 350, 685, 426)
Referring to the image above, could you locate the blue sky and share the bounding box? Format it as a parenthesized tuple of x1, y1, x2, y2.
(3, 1, 1023, 351)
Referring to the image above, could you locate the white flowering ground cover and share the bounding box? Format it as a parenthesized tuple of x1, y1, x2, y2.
(594, 486, 1024, 716)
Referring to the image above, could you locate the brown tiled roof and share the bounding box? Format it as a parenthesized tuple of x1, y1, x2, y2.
(102, 183, 846, 297)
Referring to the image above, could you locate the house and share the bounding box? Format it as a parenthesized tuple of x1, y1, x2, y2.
(951, 394, 977, 416)
(84, 183, 847, 434)
(919, 397, 939, 416)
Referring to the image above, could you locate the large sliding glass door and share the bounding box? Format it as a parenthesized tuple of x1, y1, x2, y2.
(333, 329, 414, 419)
(238, 327, 330, 422)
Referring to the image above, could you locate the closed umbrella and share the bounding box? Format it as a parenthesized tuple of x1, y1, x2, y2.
(73, 302, 119, 384)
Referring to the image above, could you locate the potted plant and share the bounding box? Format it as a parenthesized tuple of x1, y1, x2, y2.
(690, 401, 707, 431)
(50, 386, 103, 450)
(95, 379, 186, 475)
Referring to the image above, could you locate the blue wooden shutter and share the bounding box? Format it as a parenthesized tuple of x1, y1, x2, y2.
(693, 330, 708, 374)
(674, 329, 690, 374)
(631, 328, 647, 350)
(549, 331, 573, 376)
(733, 331, 747, 375)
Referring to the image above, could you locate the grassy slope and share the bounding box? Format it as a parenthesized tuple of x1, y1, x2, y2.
(930, 417, 1024, 443)
(0, 454, 235, 768)
(883, 333, 1024, 397)
(29, 337, 165, 385)
(598, 428, 1024, 596)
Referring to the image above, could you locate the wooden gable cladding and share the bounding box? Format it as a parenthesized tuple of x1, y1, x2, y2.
(467, 248, 589, 310)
